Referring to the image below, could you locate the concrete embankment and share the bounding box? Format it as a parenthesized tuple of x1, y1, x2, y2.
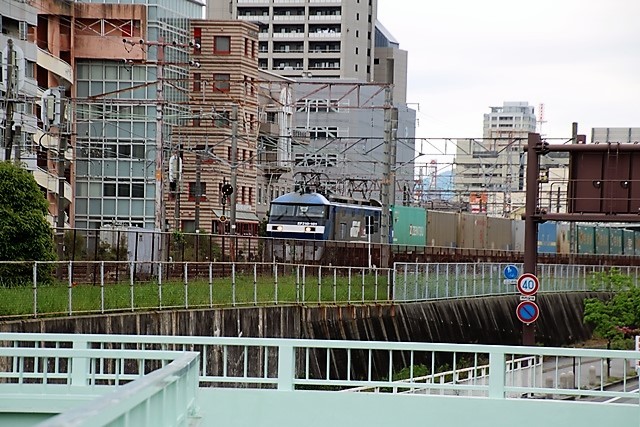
(1, 292, 603, 347)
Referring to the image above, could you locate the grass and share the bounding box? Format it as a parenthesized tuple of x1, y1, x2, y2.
(0, 272, 391, 319)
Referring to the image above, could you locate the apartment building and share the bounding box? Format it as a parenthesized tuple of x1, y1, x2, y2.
(170, 20, 261, 234)
(454, 102, 569, 216)
(207, 0, 377, 81)
(454, 102, 535, 215)
(1, 0, 75, 228)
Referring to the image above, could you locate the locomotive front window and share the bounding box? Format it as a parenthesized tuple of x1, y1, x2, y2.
(269, 204, 327, 220)
(298, 205, 325, 218)
(270, 204, 297, 219)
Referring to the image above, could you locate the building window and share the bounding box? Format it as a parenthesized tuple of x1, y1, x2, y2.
(214, 36, 231, 54)
(193, 73, 201, 91)
(188, 182, 206, 201)
(215, 111, 230, 127)
(193, 117, 201, 127)
(131, 183, 144, 198)
(241, 186, 246, 204)
(193, 28, 202, 55)
(249, 188, 253, 205)
(213, 73, 230, 92)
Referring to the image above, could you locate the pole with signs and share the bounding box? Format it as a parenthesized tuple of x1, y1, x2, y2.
(516, 273, 540, 329)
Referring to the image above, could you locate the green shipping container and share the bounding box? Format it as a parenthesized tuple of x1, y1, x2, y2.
(609, 228, 623, 255)
(623, 229, 635, 255)
(577, 225, 595, 254)
(391, 205, 426, 246)
(594, 227, 610, 255)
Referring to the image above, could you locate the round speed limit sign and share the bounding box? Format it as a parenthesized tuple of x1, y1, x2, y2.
(516, 273, 540, 296)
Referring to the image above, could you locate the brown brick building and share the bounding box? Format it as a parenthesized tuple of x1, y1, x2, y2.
(171, 20, 260, 234)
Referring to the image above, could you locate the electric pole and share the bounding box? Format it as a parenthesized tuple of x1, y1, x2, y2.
(3, 39, 15, 161)
(380, 85, 396, 268)
(154, 40, 165, 234)
(57, 99, 68, 265)
(230, 105, 238, 236)
(194, 149, 202, 231)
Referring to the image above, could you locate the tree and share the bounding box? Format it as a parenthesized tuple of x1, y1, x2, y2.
(0, 162, 55, 285)
(584, 269, 640, 350)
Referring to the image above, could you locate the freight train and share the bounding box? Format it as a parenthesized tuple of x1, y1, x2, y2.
(266, 191, 640, 264)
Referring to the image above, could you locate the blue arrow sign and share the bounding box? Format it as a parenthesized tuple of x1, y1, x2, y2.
(504, 265, 519, 280)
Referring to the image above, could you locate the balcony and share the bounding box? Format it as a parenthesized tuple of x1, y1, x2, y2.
(32, 166, 73, 206)
(36, 47, 73, 84)
(273, 15, 305, 21)
(258, 150, 291, 176)
(308, 31, 341, 39)
(33, 129, 73, 161)
(309, 14, 341, 21)
(259, 122, 280, 136)
(272, 32, 305, 39)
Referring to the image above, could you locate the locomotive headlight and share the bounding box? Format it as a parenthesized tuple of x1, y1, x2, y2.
(305, 226, 316, 232)
(272, 225, 283, 231)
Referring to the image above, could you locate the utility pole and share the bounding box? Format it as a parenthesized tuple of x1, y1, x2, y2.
(57, 102, 67, 265)
(523, 132, 541, 346)
(380, 85, 396, 269)
(230, 105, 238, 236)
(3, 39, 15, 161)
(194, 149, 202, 231)
(154, 40, 165, 235)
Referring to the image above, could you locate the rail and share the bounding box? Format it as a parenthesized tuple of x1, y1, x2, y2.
(0, 261, 632, 319)
(392, 262, 636, 302)
(0, 333, 638, 401)
(0, 342, 200, 427)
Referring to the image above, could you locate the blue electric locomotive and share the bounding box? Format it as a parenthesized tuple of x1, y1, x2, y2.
(266, 191, 382, 261)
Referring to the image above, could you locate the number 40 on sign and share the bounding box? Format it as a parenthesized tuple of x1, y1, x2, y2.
(516, 273, 539, 296)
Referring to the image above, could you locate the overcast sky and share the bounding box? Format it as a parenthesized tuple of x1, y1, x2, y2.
(377, 0, 640, 148)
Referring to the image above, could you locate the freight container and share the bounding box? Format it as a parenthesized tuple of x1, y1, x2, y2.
(634, 230, 640, 256)
(458, 213, 487, 249)
(487, 217, 513, 250)
(594, 226, 610, 255)
(537, 222, 557, 254)
(391, 205, 426, 246)
(512, 220, 525, 252)
(608, 228, 623, 255)
(556, 223, 571, 255)
(577, 225, 595, 254)
(623, 229, 635, 255)
(425, 210, 457, 247)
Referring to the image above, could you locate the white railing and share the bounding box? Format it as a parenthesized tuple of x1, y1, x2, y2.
(392, 262, 636, 302)
(0, 333, 638, 402)
(0, 260, 632, 319)
(0, 261, 392, 319)
(0, 342, 200, 427)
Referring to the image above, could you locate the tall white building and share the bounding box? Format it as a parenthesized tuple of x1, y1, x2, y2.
(455, 102, 570, 217)
(454, 102, 535, 215)
(483, 101, 536, 141)
(207, 0, 377, 80)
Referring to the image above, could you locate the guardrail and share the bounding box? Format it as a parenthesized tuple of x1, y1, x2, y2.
(0, 341, 200, 426)
(392, 262, 634, 302)
(0, 333, 637, 402)
(0, 260, 631, 319)
(0, 261, 392, 319)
